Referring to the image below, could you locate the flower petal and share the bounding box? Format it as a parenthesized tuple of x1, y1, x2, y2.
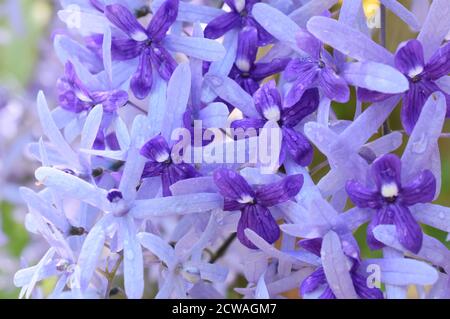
(235, 26, 257, 73)
(391, 204, 423, 254)
(345, 180, 382, 209)
(341, 61, 409, 94)
(123, 216, 144, 299)
(318, 67, 350, 103)
(104, 4, 147, 41)
(163, 35, 226, 61)
(371, 153, 402, 189)
(130, 50, 153, 99)
(238, 205, 280, 249)
(255, 174, 303, 207)
(213, 168, 254, 202)
(320, 231, 358, 299)
(394, 40, 425, 76)
(307, 16, 394, 65)
(282, 127, 314, 167)
(147, 0, 178, 41)
(424, 42, 450, 80)
(204, 12, 241, 39)
(401, 170, 436, 206)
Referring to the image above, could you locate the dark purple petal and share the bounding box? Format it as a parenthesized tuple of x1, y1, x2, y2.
(392, 204, 423, 254)
(253, 80, 282, 121)
(230, 118, 266, 131)
(105, 132, 121, 151)
(318, 67, 350, 103)
(282, 88, 319, 127)
(89, 0, 104, 12)
(300, 267, 327, 296)
(284, 58, 317, 82)
(237, 204, 280, 249)
(254, 174, 303, 207)
(224, 199, 247, 211)
(367, 206, 394, 251)
(424, 42, 450, 80)
(295, 28, 322, 59)
(131, 49, 153, 99)
(401, 80, 441, 134)
(282, 127, 314, 167)
(147, 0, 179, 42)
(352, 272, 383, 299)
(161, 163, 199, 196)
(149, 45, 177, 81)
(298, 238, 322, 256)
(213, 168, 255, 203)
(105, 4, 147, 41)
(204, 12, 241, 39)
(111, 38, 144, 60)
(357, 88, 392, 102)
(142, 161, 166, 178)
(345, 180, 383, 209)
(251, 58, 291, 81)
(235, 77, 260, 96)
(394, 39, 425, 77)
(57, 62, 92, 113)
(235, 26, 258, 73)
(140, 135, 171, 162)
(371, 154, 402, 190)
(284, 60, 318, 107)
(90, 90, 128, 113)
(401, 170, 436, 206)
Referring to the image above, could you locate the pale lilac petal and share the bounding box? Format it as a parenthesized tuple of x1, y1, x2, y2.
(401, 92, 446, 195)
(340, 62, 409, 94)
(417, 0, 450, 61)
(198, 102, 229, 128)
(162, 63, 191, 141)
(255, 273, 270, 299)
(122, 216, 144, 299)
(37, 91, 79, 167)
(78, 214, 114, 290)
(362, 258, 438, 285)
(289, 0, 338, 27)
(379, 0, 421, 31)
(138, 232, 177, 269)
(252, 3, 303, 54)
(163, 35, 225, 61)
(204, 74, 259, 118)
(411, 203, 450, 233)
(35, 167, 110, 211)
(307, 16, 394, 66)
(130, 193, 223, 218)
(80, 104, 103, 150)
(320, 231, 358, 299)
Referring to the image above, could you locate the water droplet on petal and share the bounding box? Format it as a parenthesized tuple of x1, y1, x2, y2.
(411, 134, 427, 154)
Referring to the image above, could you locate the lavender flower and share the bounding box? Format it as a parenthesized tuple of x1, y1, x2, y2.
(204, 0, 273, 46)
(213, 168, 303, 248)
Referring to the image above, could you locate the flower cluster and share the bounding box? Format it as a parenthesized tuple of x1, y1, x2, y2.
(14, 0, 450, 299)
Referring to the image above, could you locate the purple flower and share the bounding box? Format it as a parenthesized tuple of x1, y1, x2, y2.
(299, 238, 383, 299)
(213, 168, 303, 249)
(140, 135, 200, 197)
(57, 62, 128, 113)
(228, 26, 289, 95)
(358, 40, 450, 133)
(103, 1, 179, 99)
(231, 80, 319, 166)
(284, 29, 350, 107)
(346, 153, 436, 253)
(204, 0, 273, 46)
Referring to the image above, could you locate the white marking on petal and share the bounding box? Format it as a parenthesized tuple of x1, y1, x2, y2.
(381, 183, 399, 198)
(236, 58, 251, 72)
(263, 106, 281, 122)
(155, 151, 170, 163)
(235, 0, 246, 13)
(237, 194, 254, 204)
(131, 31, 148, 42)
(408, 65, 423, 78)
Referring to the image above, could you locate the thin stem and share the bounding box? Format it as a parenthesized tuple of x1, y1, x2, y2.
(379, 4, 391, 136)
(127, 100, 147, 114)
(310, 160, 329, 176)
(210, 233, 237, 263)
(104, 253, 124, 299)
